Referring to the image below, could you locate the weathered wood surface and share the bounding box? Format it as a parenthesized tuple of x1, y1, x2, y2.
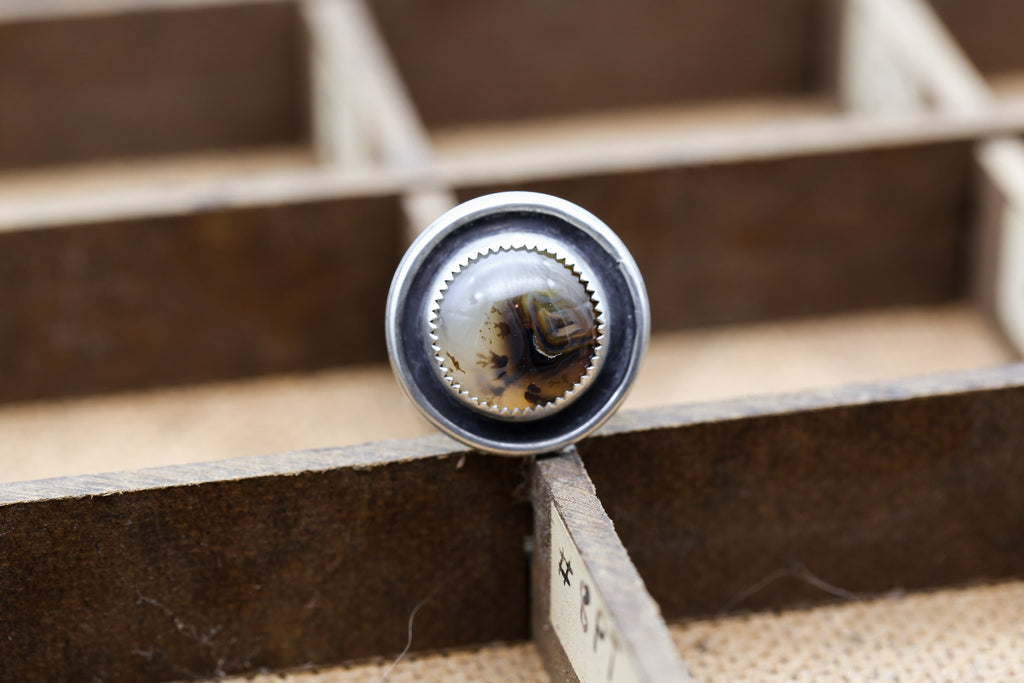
(0, 0, 308, 170)
(11, 113, 1024, 405)
(577, 364, 1024, 619)
(3, 0, 1024, 407)
(0, 193, 402, 404)
(531, 449, 691, 683)
(0, 436, 531, 683)
(456, 140, 974, 329)
(3, 366, 1024, 681)
(368, 0, 831, 130)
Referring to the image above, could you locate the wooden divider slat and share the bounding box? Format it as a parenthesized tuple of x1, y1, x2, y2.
(974, 139, 1024, 356)
(850, 0, 1024, 357)
(577, 364, 1024, 620)
(3, 366, 1023, 681)
(0, 193, 403, 404)
(532, 449, 691, 683)
(0, 436, 531, 683)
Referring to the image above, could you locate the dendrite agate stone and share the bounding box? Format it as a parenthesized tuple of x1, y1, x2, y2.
(432, 248, 600, 416)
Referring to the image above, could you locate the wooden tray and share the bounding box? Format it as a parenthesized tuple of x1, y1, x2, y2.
(2, 0, 1024, 681)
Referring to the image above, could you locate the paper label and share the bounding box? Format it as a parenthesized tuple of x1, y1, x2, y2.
(549, 502, 642, 683)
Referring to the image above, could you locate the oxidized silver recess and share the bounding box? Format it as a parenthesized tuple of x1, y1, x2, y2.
(386, 191, 649, 456)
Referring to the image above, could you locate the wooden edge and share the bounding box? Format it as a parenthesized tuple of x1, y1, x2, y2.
(5, 102, 1024, 234)
(0, 163, 409, 232)
(433, 104, 1024, 190)
(974, 138, 1024, 355)
(0, 0, 285, 23)
(839, 0, 990, 113)
(0, 434, 532, 682)
(0, 433, 465, 504)
(309, 0, 432, 171)
(531, 448, 692, 683)
(595, 362, 1024, 438)
(7, 363, 1022, 504)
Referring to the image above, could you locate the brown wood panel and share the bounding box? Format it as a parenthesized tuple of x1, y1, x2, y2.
(457, 141, 974, 330)
(928, 0, 1024, 76)
(2, 365, 1023, 681)
(368, 0, 829, 129)
(0, 193, 402, 404)
(577, 365, 1024, 620)
(0, 1, 309, 170)
(0, 438, 531, 683)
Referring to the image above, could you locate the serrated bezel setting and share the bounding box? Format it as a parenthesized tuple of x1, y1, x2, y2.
(428, 241, 606, 421)
(385, 191, 650, 456)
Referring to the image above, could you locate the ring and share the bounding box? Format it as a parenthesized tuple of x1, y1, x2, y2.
(385, 191, 649, 456)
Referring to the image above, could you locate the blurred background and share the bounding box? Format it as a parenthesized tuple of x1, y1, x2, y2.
(1, 0, 1021, 482)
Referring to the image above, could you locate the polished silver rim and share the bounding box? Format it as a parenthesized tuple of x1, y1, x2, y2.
(385, 191, 649, 456)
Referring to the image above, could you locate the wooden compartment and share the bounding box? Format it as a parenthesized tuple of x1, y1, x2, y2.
(450, 136, 975, 331)
(3, 1, 1024, 682)
(0, 440, 533, 682)
(532, 368, 1024, 681)
(8, 368, 1023, 682)
(579, 371, 1024, 620)
(0, 1, 311, 171)
(0, 0, 430, 405)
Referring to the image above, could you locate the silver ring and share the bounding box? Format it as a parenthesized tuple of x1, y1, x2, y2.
(386, 191, 649, 456)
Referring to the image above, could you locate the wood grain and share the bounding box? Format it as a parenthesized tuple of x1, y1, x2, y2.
(577, 364, 1024, 620)
(0, 436, 531, 683)
(531, 449, 691, 682)
(4, 366, 1024, 681)
(0, 193, 402, 404)
(0, 0, 309, 170)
